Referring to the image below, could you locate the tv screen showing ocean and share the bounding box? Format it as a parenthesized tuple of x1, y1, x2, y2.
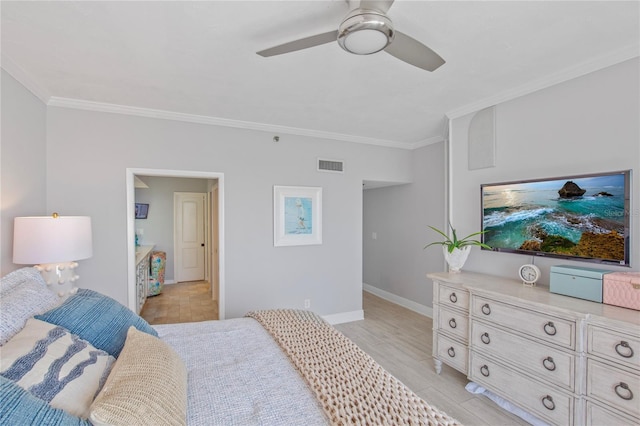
(482, 174, 627, 262)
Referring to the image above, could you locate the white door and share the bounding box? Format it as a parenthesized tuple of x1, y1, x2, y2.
(175, 192, 205, 282)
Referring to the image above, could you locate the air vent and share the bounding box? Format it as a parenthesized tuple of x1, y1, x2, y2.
(317, 158, 344, 173)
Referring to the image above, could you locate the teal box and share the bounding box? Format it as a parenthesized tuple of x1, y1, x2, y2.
(550, 265, 612, 303)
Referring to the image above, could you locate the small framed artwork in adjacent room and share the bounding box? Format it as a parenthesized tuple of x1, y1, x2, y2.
(273, 185, 322, 247)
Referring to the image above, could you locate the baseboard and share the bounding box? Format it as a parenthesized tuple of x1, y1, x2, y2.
(363, 283, 433, 318)
(322, 310, 364, 325)
(164, 280, 177, 285)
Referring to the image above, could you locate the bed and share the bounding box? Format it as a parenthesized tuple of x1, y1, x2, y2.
(0, 267, 460, 425)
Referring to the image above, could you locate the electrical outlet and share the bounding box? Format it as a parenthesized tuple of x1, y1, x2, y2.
(304, 299, 311, 309)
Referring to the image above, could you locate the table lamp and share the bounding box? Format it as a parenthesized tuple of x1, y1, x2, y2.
(13, 213, 93, 298)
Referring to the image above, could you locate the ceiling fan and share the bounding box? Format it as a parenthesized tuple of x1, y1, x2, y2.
(256, 0, 445, 72)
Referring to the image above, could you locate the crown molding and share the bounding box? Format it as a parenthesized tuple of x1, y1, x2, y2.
(47, 97, 418, 150)
(1, 53, 51, 104)
(446, 43, 640, 120)
(408, 134, 445, 149)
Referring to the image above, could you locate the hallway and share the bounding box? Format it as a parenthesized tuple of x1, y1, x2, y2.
(140, 280, 218, 324)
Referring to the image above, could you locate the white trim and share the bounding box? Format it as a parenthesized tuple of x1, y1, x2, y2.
(408, 134, 446, 150)
(363, 283, 433, 318)
(8, 44, 635, 151)
(447, 44, 640, 120)
(1, 53, 51, 103)
(47, 97, 416, 150)
(126, 168, 226, 319)
(322, 310, 364, 325)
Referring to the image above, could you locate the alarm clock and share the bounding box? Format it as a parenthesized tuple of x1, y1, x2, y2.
(519, 264, 541, 287)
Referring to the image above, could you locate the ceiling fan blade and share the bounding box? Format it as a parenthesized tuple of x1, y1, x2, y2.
(359, 0, 395, 13)
(257, 30, 339, 57)
(384, 31, 445, 71)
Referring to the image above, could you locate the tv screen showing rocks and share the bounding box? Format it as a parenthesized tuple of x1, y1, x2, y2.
(481, 171, 629, 265)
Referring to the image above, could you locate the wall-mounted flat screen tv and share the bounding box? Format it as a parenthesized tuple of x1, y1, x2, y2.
(481, 170, 631, 266)
(135, 203, 149, 219)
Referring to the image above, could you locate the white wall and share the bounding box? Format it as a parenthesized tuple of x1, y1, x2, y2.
(44, 107, 413, 318)
(134, 176, 210, 282)
(1, 70, 47, 275)
(450, 58, 640, 283)
(363, 142, 447, 313)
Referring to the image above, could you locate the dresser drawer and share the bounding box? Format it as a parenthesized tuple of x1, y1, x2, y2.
(470, 320, 575, 391)
(471, 295, 575, 350)
(437, 306, 468, 342)
(585, 401, 639, 426)
(437, 284, 469, 312)
(587, 325, 640, 371)
(470, 351, 574, 425)
(586, 359, 640, 417)
(436, 333, 468, 374)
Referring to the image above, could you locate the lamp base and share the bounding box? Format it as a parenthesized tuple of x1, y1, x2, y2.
(34, 262, 80, 299)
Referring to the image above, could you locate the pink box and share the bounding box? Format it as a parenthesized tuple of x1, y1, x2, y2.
(603, 272, 640, 311)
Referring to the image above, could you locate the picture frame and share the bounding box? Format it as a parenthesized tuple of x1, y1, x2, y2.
(273, 185, 322, 247)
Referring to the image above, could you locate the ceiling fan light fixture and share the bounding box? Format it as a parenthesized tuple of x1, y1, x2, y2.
(338, 11, 394, 55)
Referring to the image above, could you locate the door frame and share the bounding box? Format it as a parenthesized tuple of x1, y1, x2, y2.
(125, 168, 225, 319)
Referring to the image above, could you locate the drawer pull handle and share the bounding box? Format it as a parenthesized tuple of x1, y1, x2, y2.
(480, 365, 490, 377)
(543, 321, 557, 336)
(481, 303, 491, 315)
(449, 293, 458, 303)
(447, 347, 456, 358)
(448, 318, 457, 329)
(615, 341, 634, 359)
(542, 356, 556, 371)
(615, 382, 634, 401)
(481, 332, 491, 345)
(541, 395, 555, 411)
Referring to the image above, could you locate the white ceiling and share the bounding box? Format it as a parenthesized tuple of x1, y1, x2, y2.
(2, 1, 639, 149)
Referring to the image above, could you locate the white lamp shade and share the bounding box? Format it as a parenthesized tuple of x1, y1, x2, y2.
(13, 216, 93, 264)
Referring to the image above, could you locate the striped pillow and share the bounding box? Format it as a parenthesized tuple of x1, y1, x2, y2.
(0, 318, 115, 418)
(0, 376, 90, 426)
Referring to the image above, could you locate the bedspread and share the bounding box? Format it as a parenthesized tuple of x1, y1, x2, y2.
(247, 309, 461, 426)
(155, 318, 328, 426)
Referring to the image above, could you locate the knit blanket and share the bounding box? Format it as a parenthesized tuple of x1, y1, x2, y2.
(246, 309, 462, 426)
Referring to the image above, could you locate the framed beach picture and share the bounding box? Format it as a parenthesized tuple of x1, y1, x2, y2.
(273, 185, 322, 247)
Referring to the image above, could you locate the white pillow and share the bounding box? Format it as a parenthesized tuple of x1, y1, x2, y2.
(0, 267, 44, 296)
(0, 268, 61, 345)
(0, 318, 115, 418)
(90, 327, 187, 426)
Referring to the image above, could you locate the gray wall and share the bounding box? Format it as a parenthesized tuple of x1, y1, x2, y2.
(450, 58, 640, 283)
(363, 142, 447, 313)
(1, 70, 47, 275)
(134, 176, 210, 282)
(44, 106, 413, 318)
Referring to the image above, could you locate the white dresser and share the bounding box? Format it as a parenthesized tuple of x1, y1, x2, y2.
(135, 245, 154, 314)
(428, 271, 640, 426)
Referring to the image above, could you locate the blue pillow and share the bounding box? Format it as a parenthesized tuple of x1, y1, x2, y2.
(36, 288, 157, 358)
(0, 376, 91, 426)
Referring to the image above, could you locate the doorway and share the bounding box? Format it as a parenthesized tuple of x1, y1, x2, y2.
(126, 168, 225, 319)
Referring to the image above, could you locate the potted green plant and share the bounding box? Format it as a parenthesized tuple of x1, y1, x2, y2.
(424, 223, 491, 272)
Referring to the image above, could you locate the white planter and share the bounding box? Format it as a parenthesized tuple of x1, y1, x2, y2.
(443, 246, 471, 273)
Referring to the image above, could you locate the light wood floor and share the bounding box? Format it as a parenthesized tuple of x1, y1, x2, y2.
(335, 292, 529, 426)
(141, 283, 528, 425)
(140, 280, 218, 324)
